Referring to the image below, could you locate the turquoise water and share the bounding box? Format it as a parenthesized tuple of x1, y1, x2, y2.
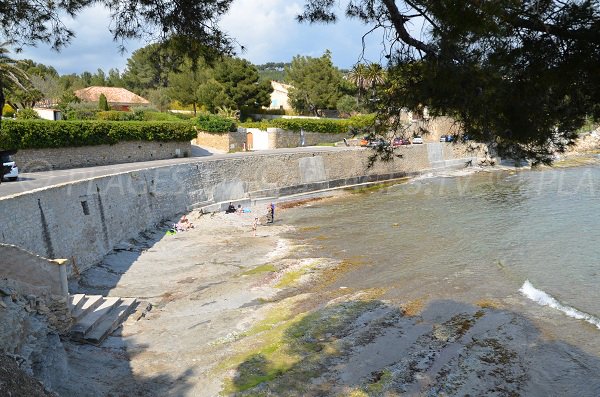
(284, 165, 600, 342)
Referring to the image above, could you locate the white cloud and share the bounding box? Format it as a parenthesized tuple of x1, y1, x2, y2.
(15, 1, 387, 74)
(221, 0, 303, 63)
(17, 4, 145, 74)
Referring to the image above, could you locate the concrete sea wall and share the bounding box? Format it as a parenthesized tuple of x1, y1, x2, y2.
(13, 141, 192, 172)
(0, 144, 486, 274)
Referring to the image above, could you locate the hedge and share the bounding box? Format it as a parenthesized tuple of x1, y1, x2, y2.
(0, 120, 196, 150)
(195, 114, 236, 133)
(239, 114, 376, 134)
(94, 110, 187, 122)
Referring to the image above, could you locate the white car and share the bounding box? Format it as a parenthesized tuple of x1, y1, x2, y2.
(1, 154, 19, 181)
(412, 136, 424, 144)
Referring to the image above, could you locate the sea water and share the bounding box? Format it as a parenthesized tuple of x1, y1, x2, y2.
(284, 164, 600, 349)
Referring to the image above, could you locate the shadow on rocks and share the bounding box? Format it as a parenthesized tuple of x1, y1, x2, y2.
(228, 298, 600, 396)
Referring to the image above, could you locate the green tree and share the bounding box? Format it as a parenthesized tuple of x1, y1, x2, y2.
(285, 50, 344, 116)
(299, 0, 600, 163)
(98, 93, 109, 111)
(0, 43, 34, 114)
(29, 74, 62, 106)
(336, 94, 359, 117)
(212, 57, 272, 110)
(56, 91, 80, 115)
(347, 63, 368, 102)
(122, 43, 185, 93)
(90, 69, 107, 86)
(107, 69, 123, 87)
(167, 59, 212, 115)
(196, 79, 227, 113)
(147, 88, 171, 112)
(255, 62, 290, 82)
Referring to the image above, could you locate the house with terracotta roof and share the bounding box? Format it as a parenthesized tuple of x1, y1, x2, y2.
(74, 86, 150, 111)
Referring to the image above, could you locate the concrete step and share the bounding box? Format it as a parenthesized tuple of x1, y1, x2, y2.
(71, 295, 103, 321)
(71, 297, 121, 339)
(69, 293, 86, 312)
(85, 298, 138, 345)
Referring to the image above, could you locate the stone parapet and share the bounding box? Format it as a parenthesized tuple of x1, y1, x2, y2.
(13, 141, 191, 172)
(0, 145, 485, 274)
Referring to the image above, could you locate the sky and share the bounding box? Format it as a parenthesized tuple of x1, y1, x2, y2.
(15, 0, 390, 75)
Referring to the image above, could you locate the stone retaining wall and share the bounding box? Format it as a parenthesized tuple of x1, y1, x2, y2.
(196, 128, 345, 152)
(0, 245, 68, 297)
(0, 144, 487, 275)
(268, 128, 342, 148)
(13, 141, 191, 172)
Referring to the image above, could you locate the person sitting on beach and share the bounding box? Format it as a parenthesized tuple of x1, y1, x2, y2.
(225, 202, 236, 214)
(175, 215, 193, 232)
(236, 205, 243, 214)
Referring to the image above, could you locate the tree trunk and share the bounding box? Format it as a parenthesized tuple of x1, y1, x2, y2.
(193, 103, 197, 116)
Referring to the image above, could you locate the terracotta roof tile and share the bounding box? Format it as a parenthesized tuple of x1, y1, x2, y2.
(74, 86, 150, 105)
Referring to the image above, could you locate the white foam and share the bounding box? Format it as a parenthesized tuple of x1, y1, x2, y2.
(520, 280, 600, 329)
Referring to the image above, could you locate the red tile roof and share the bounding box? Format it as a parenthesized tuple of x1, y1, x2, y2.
(74, 86, 150, 105)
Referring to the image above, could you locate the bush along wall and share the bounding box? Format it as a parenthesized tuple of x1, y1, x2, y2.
(239, 114, 376, 134)
(0, 120, 197, 150)
(195, 114, 237, 133)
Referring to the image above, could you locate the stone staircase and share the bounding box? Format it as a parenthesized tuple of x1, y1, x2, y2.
(69, 294, 138, 345)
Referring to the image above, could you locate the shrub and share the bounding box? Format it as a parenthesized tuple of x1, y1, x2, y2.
(0, 120, 196, 150)
(238, 114, 376, 134)
(195, 114, 237, 133)
(2, 104, 15, 118)
(170, 112, 195, 120)
(16, 108, 40, 120)
(98, 93, 110, 111)
(347, 114, 377, 128)
(96, 110, 187, 122)
(96, 111, 136, 121)
(131, 105, 159, 113)
(238, 120, 271, 130)
(216, 106, 240, 121)
(65, 102, 100, 120)
(142, 112, 183, 122)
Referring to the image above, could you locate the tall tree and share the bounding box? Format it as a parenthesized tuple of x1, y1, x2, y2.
(0, 43, 32, 182)
(168, 59, 212, 115)
(347, 63, 368, 102)
(0, 43, 33, 114)
(212, 57, 272, 110)
(285, 50, 344, 116)
(122, 43, 185, 94)
(107, 69, 123, 87)
(298, 0, 600, 163)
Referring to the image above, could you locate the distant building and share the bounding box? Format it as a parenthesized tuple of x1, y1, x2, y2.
(268, 81, 293, 110)
(74, 86, 150, 111)
(32, 108, 62, 121)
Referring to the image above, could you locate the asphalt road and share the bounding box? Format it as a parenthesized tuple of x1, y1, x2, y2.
(0, 146, 355, 198)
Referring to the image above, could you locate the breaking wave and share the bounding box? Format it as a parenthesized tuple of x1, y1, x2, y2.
(520, 280, 600, 330)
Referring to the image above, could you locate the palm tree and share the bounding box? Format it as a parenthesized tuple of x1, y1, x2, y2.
(0, 42, 30, 183)
(364, 63, 386, 96)
(347, 63, 368, 103)
(0, 42, 30, 121)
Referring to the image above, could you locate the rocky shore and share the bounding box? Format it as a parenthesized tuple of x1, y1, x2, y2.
(5, 156, 600, 396)
(38, 177, 597, 396)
